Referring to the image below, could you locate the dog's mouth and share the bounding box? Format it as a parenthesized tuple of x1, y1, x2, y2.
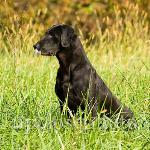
(34, 49, 56, 56)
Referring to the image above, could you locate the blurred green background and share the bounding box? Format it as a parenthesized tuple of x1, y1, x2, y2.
(1, 0, 150, 38)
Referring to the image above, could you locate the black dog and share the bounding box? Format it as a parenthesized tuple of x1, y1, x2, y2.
(33, 24, 136, 124)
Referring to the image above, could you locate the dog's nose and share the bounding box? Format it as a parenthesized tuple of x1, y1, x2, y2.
(33, 44, 40, 50)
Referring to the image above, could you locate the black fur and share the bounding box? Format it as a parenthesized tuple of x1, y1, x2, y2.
(33, 24, 137, 125)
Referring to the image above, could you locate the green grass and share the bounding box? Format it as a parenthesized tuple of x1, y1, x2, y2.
(0, 29, 150, 150)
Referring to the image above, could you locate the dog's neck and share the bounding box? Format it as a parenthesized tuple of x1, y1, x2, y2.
(56, 37, 89, 73)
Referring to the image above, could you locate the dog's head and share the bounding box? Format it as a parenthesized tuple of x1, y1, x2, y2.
(33, 24, 76, 56)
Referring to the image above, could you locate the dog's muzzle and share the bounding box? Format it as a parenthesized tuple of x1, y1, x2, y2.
(33, 44, 42, 55)
(34, 49, 41, 55)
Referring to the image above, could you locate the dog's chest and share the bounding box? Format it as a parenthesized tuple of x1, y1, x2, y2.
(55, 68, 93, 102)
(55, 70, 72, 96)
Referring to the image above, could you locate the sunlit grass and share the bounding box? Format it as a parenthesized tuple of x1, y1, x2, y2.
(0, 30, 150, 149)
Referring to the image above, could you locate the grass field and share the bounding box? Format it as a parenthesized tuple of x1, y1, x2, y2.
(0, 24, 150, 149)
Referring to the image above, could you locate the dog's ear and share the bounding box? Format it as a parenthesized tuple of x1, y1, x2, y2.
(61, 25, 75, 47)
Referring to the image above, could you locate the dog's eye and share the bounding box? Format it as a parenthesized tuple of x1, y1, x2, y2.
(45, 34, 53, 39)
(45, 32, 57, 41)
(49, 35, 53, 38)
(51, 35, 58, 40)
(48, 33, 55, 38)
